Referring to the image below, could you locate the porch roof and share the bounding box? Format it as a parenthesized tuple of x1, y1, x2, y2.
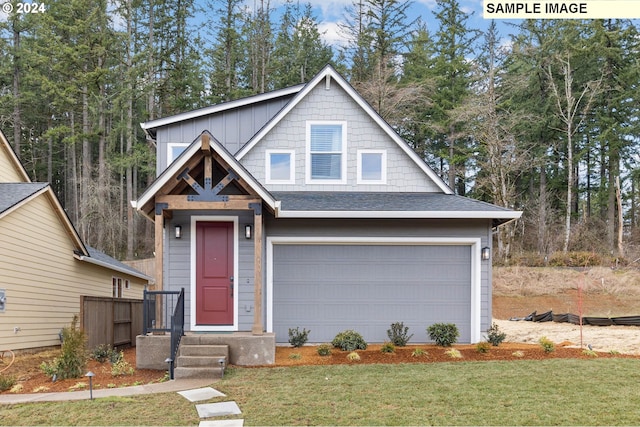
(273, 191, 522, 226)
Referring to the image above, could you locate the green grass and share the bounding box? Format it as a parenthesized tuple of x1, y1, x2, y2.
(2, 359, 640, 425)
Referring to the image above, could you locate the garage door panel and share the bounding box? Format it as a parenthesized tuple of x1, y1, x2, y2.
(273, 244, 471, 343)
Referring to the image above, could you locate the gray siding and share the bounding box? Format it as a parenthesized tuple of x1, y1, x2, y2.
(155, 97, 292, 174)
(240, 82, 442, 193)
(165, 210, 256, 331)
(266, 216, 493, 339)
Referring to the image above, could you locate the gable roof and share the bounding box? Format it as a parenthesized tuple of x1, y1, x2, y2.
(235, 64, 453, 195)
(0, 129, 31, 183)
(133, 130, 277, 220)
(140, 84, 305, 142)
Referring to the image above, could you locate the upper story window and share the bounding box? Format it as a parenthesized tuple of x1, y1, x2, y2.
(167, 143, 189, 165)
(306, 121, 347, 184)
(357, 150, 387, 184)
(266, 150, 295, 184)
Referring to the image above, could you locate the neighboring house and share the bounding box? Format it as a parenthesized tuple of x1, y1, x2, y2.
(134, 65, 521, 356)
(0, 130, 152, 352)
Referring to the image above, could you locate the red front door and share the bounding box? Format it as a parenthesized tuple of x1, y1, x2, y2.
(196, 222, 234, 325)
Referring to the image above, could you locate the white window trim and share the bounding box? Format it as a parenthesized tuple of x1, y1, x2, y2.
(305, 121, 347, 184)
(190, 216, 239, 332)
(357, 149, 387, 184)
(167, 143, 189, 165)
(265, 149, 296, 184)
(266, 236, 483, 343)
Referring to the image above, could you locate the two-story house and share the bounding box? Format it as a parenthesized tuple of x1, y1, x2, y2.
(133, 65, 521, 366)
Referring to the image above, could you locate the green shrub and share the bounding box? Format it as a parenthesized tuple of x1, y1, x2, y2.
(91, 344, 119, 363)
(476, 342, 491, 354)
(317, 344, 332, 356)
(288, 353, 302, 360)
(288, 327, 310, 348)
(485, 323, 507, 346)
(381, 342, 396, 353)
(0, 374, 16, 392)
(386, 322, 413, 347)
(427, 323, 459, 347)
(111, 352, 135, 376)
(40, 315, 87, 380)
(331, 330, 368, 351)
(539, 336, 555, 353)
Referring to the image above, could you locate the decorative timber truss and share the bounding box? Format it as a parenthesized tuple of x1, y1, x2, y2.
(151, 133, 264, 335)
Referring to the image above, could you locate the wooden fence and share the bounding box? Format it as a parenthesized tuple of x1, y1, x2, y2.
(80, 296, 144, 350)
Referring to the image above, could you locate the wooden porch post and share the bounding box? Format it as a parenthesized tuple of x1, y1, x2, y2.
(154, 207, 164, 329)
(252, 207, 263, 335)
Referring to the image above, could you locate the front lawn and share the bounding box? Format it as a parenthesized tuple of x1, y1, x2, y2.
(2, 359, 640, 425)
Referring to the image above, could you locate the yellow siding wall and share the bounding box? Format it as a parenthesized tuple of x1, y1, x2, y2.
(0, 194, 146, 351)
(0, 145, 26, 183)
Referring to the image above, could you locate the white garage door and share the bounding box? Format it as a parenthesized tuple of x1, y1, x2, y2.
(271, 244, 472, 344)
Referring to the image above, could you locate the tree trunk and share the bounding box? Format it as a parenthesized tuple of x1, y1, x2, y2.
(12, 27, 21, 157)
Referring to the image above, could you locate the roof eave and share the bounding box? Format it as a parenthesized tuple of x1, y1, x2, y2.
(73, 253, 154, 282)
(275, 209, 523, 220)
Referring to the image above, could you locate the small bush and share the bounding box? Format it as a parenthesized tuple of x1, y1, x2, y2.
(91, 344, 119, 363)
(111, 353, 135, 376)
(381, 342, 396, 353)
(427, 323, 459, 347)
(331, 330, 368, 351)
(582, 349, 598, 357)
(539, 336, 555, 353)
(512, 350, 525, 358)
(317, 344, 332, 356)
(0, 375, 16, 392)
(40, 315, 87, 380)
(476, 342, 491, 354)
(288, 353, 302, 360)
(386, 322, 413, 347)
(411, 348, 427, 358)
(288, 327, 310, 348)
(485, 323, 507, 346)
(445, 348, 462, 359)
(346, 351, 360, 361)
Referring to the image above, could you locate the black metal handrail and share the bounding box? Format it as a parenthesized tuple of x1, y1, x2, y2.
(143, 288, 185, 379)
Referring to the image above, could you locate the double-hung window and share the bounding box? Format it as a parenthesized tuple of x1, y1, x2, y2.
(306, 121, 347, 184)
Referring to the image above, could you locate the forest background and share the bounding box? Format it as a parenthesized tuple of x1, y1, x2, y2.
(0, 0, 639, 266)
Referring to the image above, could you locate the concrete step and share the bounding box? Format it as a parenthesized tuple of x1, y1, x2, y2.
(174, 366, 224, 380)
(179, 344, 229, 358)
(177, 355, 227, 368)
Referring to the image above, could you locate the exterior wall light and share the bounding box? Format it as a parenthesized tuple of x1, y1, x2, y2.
(245, 224, 252, 239)
(481, 246, 491, 261)
(175, 225, 182, 239)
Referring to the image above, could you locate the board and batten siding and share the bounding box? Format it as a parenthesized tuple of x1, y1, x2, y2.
(155, 97, 293, 174)
(240, 82, 442, 193)
(0, 194, 145, 351)
(265, 216, 494, 339)
(166, 210, 256, 331)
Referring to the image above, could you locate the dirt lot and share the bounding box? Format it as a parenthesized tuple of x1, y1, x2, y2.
(1, 266, 639, 394)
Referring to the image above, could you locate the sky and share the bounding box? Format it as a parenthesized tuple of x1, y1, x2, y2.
(269, 0, 514, 47)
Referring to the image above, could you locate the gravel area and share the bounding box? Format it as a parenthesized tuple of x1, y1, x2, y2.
(494, 318, 640, 355)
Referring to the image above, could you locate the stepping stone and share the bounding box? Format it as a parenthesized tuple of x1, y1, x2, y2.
(196, 401, 242, 418)
(199, 420, 244, 427)
(178, 387, 226, 402)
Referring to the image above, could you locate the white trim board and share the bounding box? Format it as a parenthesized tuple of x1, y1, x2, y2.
(190, 216, 240, 332)
(266, 236, 484, 343)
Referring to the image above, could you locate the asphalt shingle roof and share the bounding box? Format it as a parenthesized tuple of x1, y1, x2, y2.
(272, 191, 514, 213)
(0, 183, 49, 214)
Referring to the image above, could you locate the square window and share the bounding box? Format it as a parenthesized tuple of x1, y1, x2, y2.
(266, 150, 295, 184)
(307, 122, 346, 183)
(358, 150, 387, 184)
(167, 143, 189, 165)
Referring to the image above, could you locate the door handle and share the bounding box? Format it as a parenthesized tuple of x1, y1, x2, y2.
(230, 276, 234, 298)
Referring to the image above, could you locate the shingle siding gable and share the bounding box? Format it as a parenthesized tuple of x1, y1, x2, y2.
(240, 81, 442, 193)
